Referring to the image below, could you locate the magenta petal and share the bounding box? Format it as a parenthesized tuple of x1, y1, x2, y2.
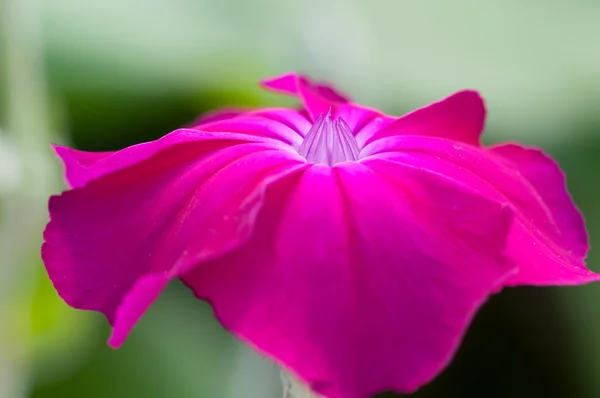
(364, 135, 598, 285)
(52, 145, 114, 188)
(261, 73, 349, 121)
(334, 103, 395, 148)
(43, 141, 306, 346)
(53, 129, 292, 189)
(489, 144, 593, 285)
(490, 144, 587, 256)
(189, 107, 252, 125)
(365, 90, 485, 147)
(245, 108, 312, 138)
(108, 273, 169, 347)
(182, 162, 514, 398)
(198, 116, 305, 148)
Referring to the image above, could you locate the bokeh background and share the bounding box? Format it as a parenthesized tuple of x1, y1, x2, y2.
(1, 0, 600, 397)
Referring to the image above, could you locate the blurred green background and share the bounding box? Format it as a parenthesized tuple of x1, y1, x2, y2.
(1, 0, 600, 397)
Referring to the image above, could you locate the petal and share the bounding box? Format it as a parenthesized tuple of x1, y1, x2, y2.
(489, 144, 590, 284)
(182, 162, 514, 398)
(364, 135, 598, 285)
(42, 140, 306, 347)
(189, 107, 253, 125)
(53, 128, 294, 189)
(333, 103, 395, 148)
(190, 108, 311, 143)
(261, 73, 349, 121)
(365, 91, 485, 147)
(245, 108, 312, 138)
(52, 145, 114, 188)
(198, 116, 305, 148)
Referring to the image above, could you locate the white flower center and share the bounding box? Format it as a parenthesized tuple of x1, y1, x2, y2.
(298, 110, 360, 166)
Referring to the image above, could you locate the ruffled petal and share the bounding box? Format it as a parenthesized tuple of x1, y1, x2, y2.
(53, 129, 294, 189)
(52, 146, 115, 188)
(245, 108, 312, 138)
(182, 162, 514, 398)
(42, 140, 307, 347)
(198, 116, 305, 148)
(365, 90, 485, 147)
(364, 135, 598, 285)
(189, 107, 253, 125)
(333, 103, 395, 149)
(261, 73, 349, 121)
(188, 108, 311, 145)
(489, 144, 590, 284)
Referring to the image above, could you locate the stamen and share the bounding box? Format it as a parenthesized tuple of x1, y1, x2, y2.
(298, 109, 360, 166)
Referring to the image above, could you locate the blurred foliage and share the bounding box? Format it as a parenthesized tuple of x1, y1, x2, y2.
(31, 282, 281, 398)
(0, 0, 599, 397)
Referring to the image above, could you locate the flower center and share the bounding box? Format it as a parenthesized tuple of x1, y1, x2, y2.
(298, 110, 360, 166)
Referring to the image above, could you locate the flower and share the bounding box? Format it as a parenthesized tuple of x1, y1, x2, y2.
(42, 73, 598, 398)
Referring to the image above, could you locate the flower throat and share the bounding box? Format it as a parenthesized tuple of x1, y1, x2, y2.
(298, 110, 360, 166)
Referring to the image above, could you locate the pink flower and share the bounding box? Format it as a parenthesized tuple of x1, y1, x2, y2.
(42, 73, 597, 398)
